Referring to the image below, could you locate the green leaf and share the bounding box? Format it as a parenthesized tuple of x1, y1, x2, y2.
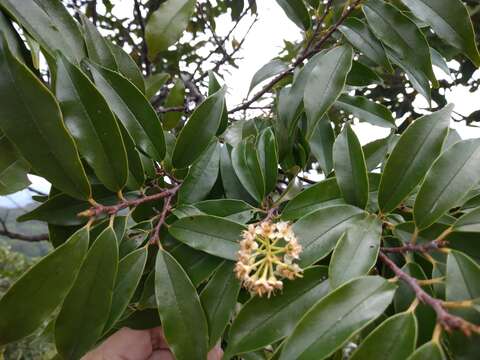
(363, 137, 390, 171)
(194, 199, 256, 223)
(308, 116, 335, 175)
(400, 0, 480, 67)
(55, 227, 118, 359)
(169, 215, 245, 260)
(414, 139, 480, 229)
(333, 124, 369, 209)
(363, 0, 437, 87)
(0, 131, 30, 195)
(257, 128, 278, 195)
(200, 261, 241, 348)
(304, 45, 353, 137)
(407, 342, 446, 360)
(275, 0, 311, 30)
(208, 72, 228, 135)
(430, 48, 451, 77)
(346, 60, 383, 87)
(453, 208, 480, 233)
(155, 249, 208, 360)
(145, 73, 169, 100)
(282, 178, 343, 221)
(0, 38, 91, 200)
(351, 312, 417, 360)
(145, 0, 196, 60)
(226, 267, 329, 356)
(0, 10, 31, 65)
(220, 145, 256, 203)
(55, 53, 128, 192)
(378, 105, 452, 214)
(329, 215, 382, 288)
(178, 141, 220, 204)
(172, 87, 226, 168)
(293, 205, 365, 267)
(104, 246, 147, 333)
(446, 250, 480, 302)
(163, 78, 185, 130)
(249, 59, 288, 94)
(334, 95, 395, 128)
(279, 276, 396, 360)
(108, 42, 145, 93)
(0, 0, 85, 63)
(81, 14, 117, 70)
(119, 124, 146, 190)
(0, 227, 89, 345)
(338, 17, 392, 71)
(89, 62, 166, 161)
(231, 137, 265, 203)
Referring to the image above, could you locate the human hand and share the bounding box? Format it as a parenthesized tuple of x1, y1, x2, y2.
(82, 327, 223, 360)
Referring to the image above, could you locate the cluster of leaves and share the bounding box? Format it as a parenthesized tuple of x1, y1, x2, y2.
(1, 0, 480, 359)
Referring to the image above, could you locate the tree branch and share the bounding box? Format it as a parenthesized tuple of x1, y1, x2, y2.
(0, 218, 48, 242)
(133, 0, 151, 75)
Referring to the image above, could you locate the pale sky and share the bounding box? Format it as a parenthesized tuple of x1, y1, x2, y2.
(1, 0, 480, 207)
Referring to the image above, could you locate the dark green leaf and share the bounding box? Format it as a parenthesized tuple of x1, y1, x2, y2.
(453, 208, 480, 233)
(257, 128, 278, 195)
(334, 95, 395, 128)
(249, 59, 288, 94)
(194, 199, 256, 223)
(220, 145, 255, 203)
(275, 0, 311, 30)
(346, 60, 383, 87)
(108, 42, 145, 93)
(0, 131, 30, 195)
(446, 250, 480, 302)
(145, 73, 169, 100)
(407, 341, 446, 360)
(163, 78, 185, 130)
(0, 10, 31, 64)
(119, 124, 146, 190)
(308, 116, 335, 175)
(81, 14, 117, 70)
(363, 137, 390, 171)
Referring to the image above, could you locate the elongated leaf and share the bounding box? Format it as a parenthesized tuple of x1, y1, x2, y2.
(275, 0, 310, 30)
(55, 227, 118, 359)
(333, 124, 369, 209)
(414, 139, 480, 229)
(329, 215, 382, 288)
(0, 38, 90, 200)
(335, 95, 395, 128)
(89, 62, 166, 161)
(346, 60, 383, 87)
(338, 17, 392, 71)
(55, 54, 128, 192)
(163, 78, 185, 130)
(146, 0, 196, 59)
(208, 72, 228, 135)
(257, 128, 278, 195)
(104, 246, 147, 333)
(231, 137, 265, 203)
(194, 199, 256, 223)
(0, 10, 32, 65)
(400, 0, 480, 67)
(304, 45, 353, 137)
(220, 145, 255, 203)
(200, 261, 241, 348)
(169, 215, 245, 260)
(0, 0, 85, 63)
(453, 208, 480, 233)
(0, 227, 88, 345)
(0, 132, 30, 195)
(119, 124, 146, 190)
(226, 267, 329, 356)
(172, 87, 226, 168)
(108, 42, 145, 93)
(407, 342, 446, 360)
(280, 276, 396, 360)
(155, 249, 208, 360)
(81, 15, 117, 70)
(352, 312, 417, 360)
(249, 59, 288, 94)
(378, 105, 452, 214)
(308, 116, 335, 175)
(282, 178, 343, 221)
(145, 73, 169, 100)
(178, 141, 220, 204)
(293, 205, 365, 267)
(363, 137, 390, 171)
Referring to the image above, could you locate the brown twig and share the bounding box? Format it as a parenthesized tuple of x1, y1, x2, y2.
(149, 194, 174, 246)
(157, 106, 187, 114)
(379, 252, 480, 336)
(0, 218, 48, 242)
(381, 240, 448, 254)
(133, 0, 151, 75)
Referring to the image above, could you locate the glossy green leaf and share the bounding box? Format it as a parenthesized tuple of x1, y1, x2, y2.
(163, 78, 185, 130)
(282, 178, 344, 221)
(145, 73, 169, 100)
(257, 128, 278, 195)
(155, 249, 208, 360)
(207, 72, 228, 135)
(89, 62, 166, 161)
(55, 54, 128, 192)
(333, 124, 369, 209)
(194, 199, 256, 223)
(103, 246, 147, 332)
(108, 42, 145, 93)
(430, 48, 451, 77)
(346, 60, 383, 87)
(81, 14, 117, 70)
(308, 116, 335, 175)
(200, 261, 241, 348)
(226, 267, 329, 356)
(400, 0, 480, 67)
(414, 139, 480, 229)
(172, 87, 226, 168)
(0, 38, 91, 200)
(0, 10, 31, 64)
(145, 0, 196, 59)
(0, 131, 30, 195)
(279, 276, 396, 360)
(0, 227, 88, 345)
(119, 124, 146, 190)
(351, 312, 417, 360)
(453, 208, 480, 233)
(378, 105, 452, 214)
(293, 205, 365, 267)
(304, 45, 353, 137)
(335, 95, 395, 128)
(178, 141, 220, 204)
(0, 0, 85, 63)
(220, 145, 255, 203)
(169, 215, 245, 260)
(363, 137, 390, 171)
(249, 59, 288, 94)
(55, 227, 118, 359)
(363, 0, 437, 87)
(231, 137, 265, 203)
(446, 250, 480, 302)
(275, 0, 311, 30)
(338, 17, 392, 71)
(329, 215, 382, 288)
(407, 341, 446, 360)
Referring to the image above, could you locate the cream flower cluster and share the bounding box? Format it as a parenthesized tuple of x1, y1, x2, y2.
(234, 221, 303, 297)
